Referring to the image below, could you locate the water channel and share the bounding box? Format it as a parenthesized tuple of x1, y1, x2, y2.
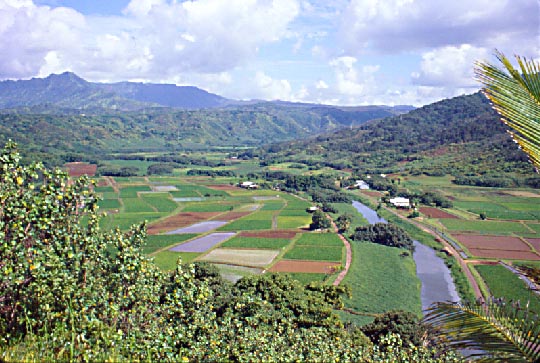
(351, 201, 460, 312)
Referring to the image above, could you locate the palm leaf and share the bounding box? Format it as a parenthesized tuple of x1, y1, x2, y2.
(475, 51, 540, 172)
(424, 299, 540, 362)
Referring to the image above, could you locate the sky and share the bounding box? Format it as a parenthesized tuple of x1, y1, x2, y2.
(1, 0, 539, 106)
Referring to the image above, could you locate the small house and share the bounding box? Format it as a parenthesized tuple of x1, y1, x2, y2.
(240, 181, 258, 189)
(389, 197, 410, 208)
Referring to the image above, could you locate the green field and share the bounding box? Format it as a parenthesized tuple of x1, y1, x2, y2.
(219, 219, 272, 231)
(181, 202, 236, 212)
(342, 242, 422, 324)
(475, 264, 540, 314)
(100, 212, 166, 231)
(440, 219, 532, 234)
(141, 194, 178, 213)
(220, 237, 291, 249)
(152, 251, 201, 270)
(282, 245, 343, 262)
(97, 199, 121, 210)
(143, 234, 198, 254)
(295, 233, 343, 247)
(119, 185, 151, 198)
(277, 216, 311, 229)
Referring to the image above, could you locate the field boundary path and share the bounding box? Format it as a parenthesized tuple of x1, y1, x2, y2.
(329, 218, 352, 286)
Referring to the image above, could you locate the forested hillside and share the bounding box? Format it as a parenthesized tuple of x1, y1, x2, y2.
(0, 104, 401, 166)
(255, 92, 537, 180)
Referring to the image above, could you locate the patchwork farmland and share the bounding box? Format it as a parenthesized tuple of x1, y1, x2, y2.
(94, 175, 346, 283)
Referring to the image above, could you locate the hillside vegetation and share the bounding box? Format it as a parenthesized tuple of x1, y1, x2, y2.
(254, 92, 537, 181)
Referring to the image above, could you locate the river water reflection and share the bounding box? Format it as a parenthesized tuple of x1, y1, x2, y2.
(351, 200, 459, 312)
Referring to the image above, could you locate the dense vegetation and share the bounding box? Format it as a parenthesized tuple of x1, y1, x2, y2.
(351, 223, 414, 251)
(253, 92, 539, 181)
(0, 143, 462, 361)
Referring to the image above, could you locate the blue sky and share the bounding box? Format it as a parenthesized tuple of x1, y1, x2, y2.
(2, 0, 539, 106)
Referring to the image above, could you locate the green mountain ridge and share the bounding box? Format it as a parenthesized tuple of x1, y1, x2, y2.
(253, 92, 537, 179)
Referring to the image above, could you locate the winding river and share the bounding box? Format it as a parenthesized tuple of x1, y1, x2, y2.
(351, 201, 460, 312)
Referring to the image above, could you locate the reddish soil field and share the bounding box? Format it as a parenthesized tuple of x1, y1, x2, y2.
(217, 212, 252, 221)
(240, 230, 299, 239)
(269, 260, 341, 273)
(453, 234, 530, 251)
(96, 179, 109, 187)
(362, 191, 381, 197)
(526, 238, 540, 252)
(207, 184, 241, 191)
(419, 207, 458, 219)
(467, 248, 540, 260)
(147, 212, 220, 234)
(64, 162, 97, 177)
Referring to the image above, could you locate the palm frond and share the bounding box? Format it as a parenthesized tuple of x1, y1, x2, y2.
(424, 299, 540, 362)
(475, 51, 540, 172)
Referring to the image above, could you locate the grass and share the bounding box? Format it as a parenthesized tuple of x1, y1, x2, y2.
(260, 202, 285, 211)
(119, 185, 151, 198)
(97, 199, 121, 210)
(151, 251, 201, 271)
(219, 219, 272, 231)
(122, 197, 155, 213)
(283, 272, 328, 284)
(182, 202, 236, 212)
(475, 264, 540, 315)
(440, 219, 532, 234)
(295, 233, 344, 247)
(277, 216, 311, 229)
(143, 234, 198, 254)
(282, 245, 343, 262)
(99, 212, 166, 231)
(220, 237, 291, 249)
(141, 195, 178, 213)
(341, 242, 422, 324)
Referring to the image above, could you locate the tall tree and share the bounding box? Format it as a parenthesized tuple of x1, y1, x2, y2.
(475, 51, 540, 172)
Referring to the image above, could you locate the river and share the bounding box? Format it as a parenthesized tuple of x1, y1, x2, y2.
(351, 201, 460, 312)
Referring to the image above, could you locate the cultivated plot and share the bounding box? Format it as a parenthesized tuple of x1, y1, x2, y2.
(269, 260, 341, 273)
(166, 221, 228, 234)
(169, 232, 236, 252)
(200, 248, 280, 267)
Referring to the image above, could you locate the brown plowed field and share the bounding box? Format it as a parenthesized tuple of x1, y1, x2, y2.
(362, 191, 381, 197)
(64, 162, 97, 177)
(147, 212, 220, 234)
(453, 234, 530, 251)
(419, 207, 458, 219)
(526, 238, 540, 252)
(269, 260, 341, 273)
(467, 249, 540, 260)
(240, 230, 299, 239)
(217, 212, 252, 221)
(207, 184, 241, 191)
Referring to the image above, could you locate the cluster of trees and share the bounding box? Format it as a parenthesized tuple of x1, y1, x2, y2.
(350, 223, 414, 251)
(453, 175, 540, 188)
(186, 169, 236, 177)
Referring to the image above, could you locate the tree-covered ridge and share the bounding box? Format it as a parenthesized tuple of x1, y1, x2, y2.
(0, 102, 401, 166)
(0, 143, 461, 362)
(256, 92, 536, 178)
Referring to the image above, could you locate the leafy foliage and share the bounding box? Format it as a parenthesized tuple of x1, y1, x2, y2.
(351, 222, 414, 251)
(424, 299, 540, 362)
(475, 51, 540, 172)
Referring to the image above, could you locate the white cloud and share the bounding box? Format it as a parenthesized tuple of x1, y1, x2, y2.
(412, 44, 489, 87)
(253, 71, 292, 100)
(329, 56, 379, 99)
(0, 0, 300, 81)
(341, 0, 539, 57)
